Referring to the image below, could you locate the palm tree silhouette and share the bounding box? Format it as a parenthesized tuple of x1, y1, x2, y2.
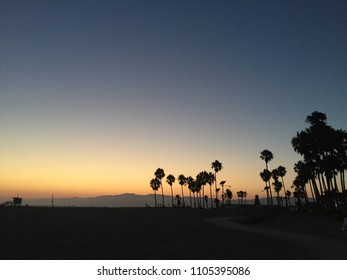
(186, 176, 195, 208)
(150, 178, 161, 207)
(211, 160, 223, 205)
(260, 169, 272, 205)
(260, 150, 274, 205)
(154, 168, 165, 207)
(206, 172, 215, 209)
(178, 174, 187, 207)
(166, 174, 175, 207)
(197, 171, 209, 208)
(277, 166, 287, 206)
(285, 190, 292, 206)
(219, 180, 226, 205)
(237, 191, 244, 205)
(225, 188, 233, 204)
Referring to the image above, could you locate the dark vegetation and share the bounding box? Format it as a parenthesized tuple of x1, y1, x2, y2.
(151, 112, 347, 213)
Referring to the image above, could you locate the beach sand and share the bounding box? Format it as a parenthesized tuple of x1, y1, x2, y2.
(0, 207, 346, 260)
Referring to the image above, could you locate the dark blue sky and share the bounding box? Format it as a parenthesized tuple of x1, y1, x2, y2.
(1, 0, 346, 198)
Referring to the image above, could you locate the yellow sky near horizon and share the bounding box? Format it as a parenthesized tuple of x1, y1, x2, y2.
(0, 140, 300, 200)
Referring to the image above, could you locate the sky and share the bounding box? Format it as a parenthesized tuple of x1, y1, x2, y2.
(0, 0, 346, 200)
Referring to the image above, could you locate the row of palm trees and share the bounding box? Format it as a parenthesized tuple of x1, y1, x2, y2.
(259, 112, 347, 211)
(150, 111, 346, 212)
(150, 160, 243, 208)
(259, 151, 290, 207)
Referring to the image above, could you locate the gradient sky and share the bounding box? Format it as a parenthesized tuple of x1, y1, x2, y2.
(1, 0, 346, 200)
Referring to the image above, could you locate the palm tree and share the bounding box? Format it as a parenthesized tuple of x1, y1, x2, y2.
(285, 190, 292, 206)
(211, 160, 223, 202)
(186, 176, 195, 208)
(206, 172, 216, 209)
(166, 174, 175, 207)
(154, 168, 165, 207)
(225, 188, 233, 204)
(260, 169, 272, 206)
(220, 180, 226, 205)
(197, 171, 209, 208)
(150, 178, 160, 208)
(194, 174, 203, 208)
(277, 166, 288, 206)
(237, 191, 244, 205)
(272, 179, 283, 206)
(260, 150, 274, 205)
(178, 174, 187, 207)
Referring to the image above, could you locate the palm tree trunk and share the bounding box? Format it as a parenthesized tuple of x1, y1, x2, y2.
(189, 189, 192, 207)
(209, 185, 213, 209)
(154, 191, 157, 208)
(160, 180, 165, 207)
(222, 185, 225, 206)
(266, 188, 269, 206)
(281, 177, 288, 207)
(268, 179, 274, 206)
(181, 186, 185, 207)
(170, 186, 174, 207)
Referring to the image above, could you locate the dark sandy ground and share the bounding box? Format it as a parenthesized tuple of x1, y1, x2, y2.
(0, 207, 346, 260)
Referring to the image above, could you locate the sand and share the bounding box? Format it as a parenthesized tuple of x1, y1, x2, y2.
(0, 207, 346, 260)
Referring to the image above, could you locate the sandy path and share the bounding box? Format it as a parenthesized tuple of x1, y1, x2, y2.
(206, 217, 347, 259)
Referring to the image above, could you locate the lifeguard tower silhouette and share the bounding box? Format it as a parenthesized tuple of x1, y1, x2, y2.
(0, 196, 23, 207)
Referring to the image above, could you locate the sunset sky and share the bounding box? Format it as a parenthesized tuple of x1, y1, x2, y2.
(1, 0, 346, 201)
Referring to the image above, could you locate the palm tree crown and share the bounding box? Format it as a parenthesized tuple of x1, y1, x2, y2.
(260, 150, 273, 168)
(211, 160, 223, 173)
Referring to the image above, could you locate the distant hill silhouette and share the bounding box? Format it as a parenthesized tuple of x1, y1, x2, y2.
(21, 193, 154, 207)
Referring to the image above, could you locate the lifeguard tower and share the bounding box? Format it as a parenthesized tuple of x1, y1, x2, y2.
(0, 196, 23, 206)
(12, 196, 22, 206)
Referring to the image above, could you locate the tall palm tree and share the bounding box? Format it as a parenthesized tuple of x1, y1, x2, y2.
(272, 179, 283, 206)
(186, 176, 194, 208)
(197, 171, 209, 208)
(277, 165, 288, 206)
(166, 174, 175, 207)
(178, 174, 187, 207)
(260, 150, 274, 205)
(154, 168, 165, 207)
(220, 180, 226, 206)
(150, 178, 160, 208)
(211, 160, 223, 203)
(206, 172, 216, 209)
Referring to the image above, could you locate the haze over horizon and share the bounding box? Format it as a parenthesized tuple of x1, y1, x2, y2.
(1, 0, 346, 200)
